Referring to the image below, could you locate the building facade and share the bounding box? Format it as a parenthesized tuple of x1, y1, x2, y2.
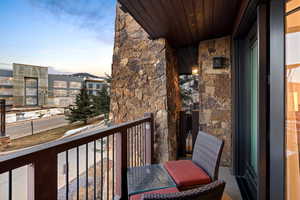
(48, 74, 82, 107)
(0, 63, 106, 108)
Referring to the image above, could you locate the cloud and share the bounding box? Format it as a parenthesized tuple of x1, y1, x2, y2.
(29, 0, 116, 44)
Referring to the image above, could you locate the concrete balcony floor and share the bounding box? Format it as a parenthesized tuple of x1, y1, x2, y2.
(219, 167, 242, 200)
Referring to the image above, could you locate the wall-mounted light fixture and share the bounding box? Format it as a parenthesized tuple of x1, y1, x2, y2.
(213, 57, 227, 69)
(192, 66, 199, 75)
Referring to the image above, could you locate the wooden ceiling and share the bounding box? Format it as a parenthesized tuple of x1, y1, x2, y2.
(118, 0, 242, 47)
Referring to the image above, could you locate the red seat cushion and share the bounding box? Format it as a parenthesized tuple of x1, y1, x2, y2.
(130, 187, 179, 200)
(164, 160, 211, 188)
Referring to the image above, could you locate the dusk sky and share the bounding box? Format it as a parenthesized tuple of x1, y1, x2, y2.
(0, 0, 116, 76)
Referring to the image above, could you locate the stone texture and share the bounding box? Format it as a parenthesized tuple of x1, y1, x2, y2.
(198, 36, 232, 166)
(110, 4, 181, 163)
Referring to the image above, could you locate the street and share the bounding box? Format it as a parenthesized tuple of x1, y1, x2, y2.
(0, 115, 109, 200)
(6, 115, 68, 139)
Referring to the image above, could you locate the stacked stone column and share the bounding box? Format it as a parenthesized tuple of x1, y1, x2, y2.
(110, 4, 181, 163)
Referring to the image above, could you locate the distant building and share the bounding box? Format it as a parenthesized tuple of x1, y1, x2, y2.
(0, 69, 14, 107)
(0, 63, 107, 108)
(48, 74, 83, 107)
(72, 73, 106, 95)
(85, 77, 106, 95)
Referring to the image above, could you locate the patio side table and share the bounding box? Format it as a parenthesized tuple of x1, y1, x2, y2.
(127, 164, 176, 196)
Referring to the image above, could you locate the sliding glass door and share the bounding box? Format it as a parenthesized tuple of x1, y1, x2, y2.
(235, 23, 259, 199)
(286, 1, 300, 199)
(250, 40, 258, 175)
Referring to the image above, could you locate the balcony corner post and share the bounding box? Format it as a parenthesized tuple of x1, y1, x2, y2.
(34, 150, 58, 200)
(116, 129, 128, 199)
(144, 113, 154, 164)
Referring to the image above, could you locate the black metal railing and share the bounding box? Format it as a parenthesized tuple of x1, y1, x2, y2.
(0, 113, 154, 200)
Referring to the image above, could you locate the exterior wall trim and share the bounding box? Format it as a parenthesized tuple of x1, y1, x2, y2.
(257, 3, 268, 200)
(269, 0, 285, 199)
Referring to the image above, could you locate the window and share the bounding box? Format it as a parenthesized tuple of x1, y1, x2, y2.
(25, 78, 38, 106)
(0, 88, 13, 96)
(69, 81, 81, 89)
(285, 1, 300, 199)
(26, 97, 37, 105)
(25, 88, 38, 96)
(53, 81, 67, 88)
(96, 84, 101, 89)
(69, 89, 80, 96)
(88, 83, 93, 89)
(0, 77, 13, 86)
(53, 89, 68, 97)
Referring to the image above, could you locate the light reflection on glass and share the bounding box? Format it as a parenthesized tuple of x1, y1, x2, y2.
(286, 4, 300, 199)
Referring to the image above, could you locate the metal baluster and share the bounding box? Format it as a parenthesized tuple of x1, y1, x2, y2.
(135, 125, 140, 166)
(94, 141, 96, 200)
(129, 129, 131, 167)
(101, 139, 103, 199)
(133, 127, 135, 167)
(127, 129, 130, 167)
(66, 150, 69, 200)
(131, 127, 135, 167)
(112, 134, 115, 199)
(130, 128, 133, 167)
(136, 125, 141, 166)
(107, 136, 109, 200)
(77, 147, 79, 200)
(139, 124, 142, 166)
(86, 144, 88, 200)
(143, 123, 147, 165)
(142, 123, 145, 165)
(135, 126, 137, 167)
(8, 170, 12, 200)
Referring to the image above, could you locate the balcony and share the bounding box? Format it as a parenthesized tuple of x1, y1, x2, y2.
(0, 113, 153, 200)
(0, 113, 241, 200)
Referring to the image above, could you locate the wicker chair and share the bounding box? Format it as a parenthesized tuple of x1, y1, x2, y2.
(192, 131, 225, 181)
(164, 131, 225, 189)
(141, 180, 226, 200)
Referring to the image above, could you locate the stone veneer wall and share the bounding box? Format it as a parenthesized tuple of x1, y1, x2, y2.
(110, 4, 181, 162)
(198, 36, 232, 166)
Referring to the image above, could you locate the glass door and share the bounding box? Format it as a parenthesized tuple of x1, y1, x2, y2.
(236, 23, 259, 199)
(285, 1, 300, 199)
(250, 40, 258, 174)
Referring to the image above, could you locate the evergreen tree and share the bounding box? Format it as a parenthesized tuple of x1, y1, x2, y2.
(66, 87, 94, 124)
(91, 85, 110, 120)
(104, 73, 112, 84)
(179, 74, 199, 109)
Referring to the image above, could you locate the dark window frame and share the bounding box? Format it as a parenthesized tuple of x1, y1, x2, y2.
(269, 0, 285, 199)
(232, 1, 270, 200)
